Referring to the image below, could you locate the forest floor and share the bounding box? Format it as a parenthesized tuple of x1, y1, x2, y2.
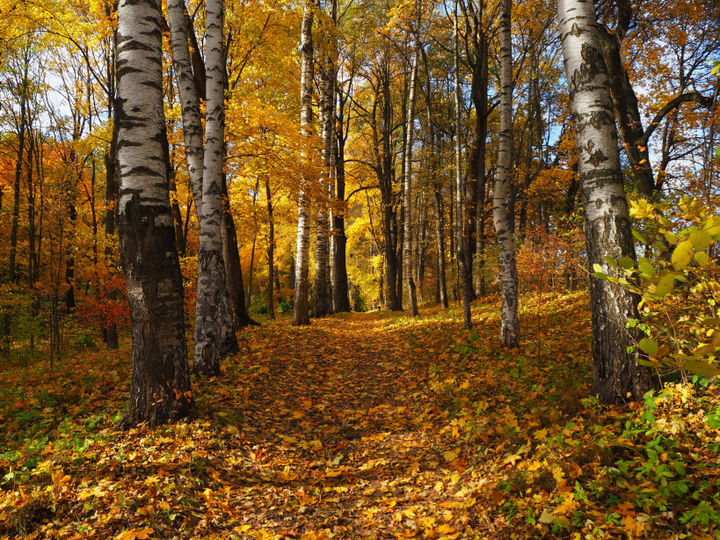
(1, 291, 720, 539)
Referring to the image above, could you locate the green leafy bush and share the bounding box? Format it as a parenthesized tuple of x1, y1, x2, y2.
(595, 196, 720, 379)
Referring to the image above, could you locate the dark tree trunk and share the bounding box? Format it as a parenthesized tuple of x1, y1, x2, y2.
(332, 86, 351, 312)
(10, 81, 27, 283)
(221, 175, 256, 327)
(265, 178, 276, 319)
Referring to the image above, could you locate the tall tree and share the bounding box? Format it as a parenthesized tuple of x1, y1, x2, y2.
(194, 0, 239, 374)
(493, 0, 519, 347)
(293, 0, 315, 325)
(332, 76, 351, 312)
(312, 0, 336, 318)
(403, 6, 420, 317)
(453, 0, 471, 328)
(115, 0, 192, 427)
(558, 0, 654, 403)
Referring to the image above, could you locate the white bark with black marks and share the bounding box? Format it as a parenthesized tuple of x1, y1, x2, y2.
(403, 6, 420, 317)
(167, 0, 204, 212)
(193, 0, 238, 375)
(293, 0, 315, 326)
(116, 0, 192, 427)
(558, 0, 654, 403)
(493, 0, 519, 347)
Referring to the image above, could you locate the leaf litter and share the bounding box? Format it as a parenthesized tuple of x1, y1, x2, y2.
(1, 291, 719, 538)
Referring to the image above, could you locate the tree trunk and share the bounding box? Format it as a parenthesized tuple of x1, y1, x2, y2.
(265, 177, 275, 319)
(596, 27, 655, 195)
(10, 76, 27, 283)
(493, 0, 519, 347)
(103, 36, 119, 350)
(332, 85, 351, 312)
(312, 58, 333, 317)
(167, 0, 204, 211)
(469, 12, 489, 300)
(293, 0, 314, 326)
(454, 0, 471, 328)
(221, 175, 256, 327)
(194, 0, 239, 375)
(403, 29, 420, 317)
(558, 0, 654, 403)
(27, 132, 37, 286)
(116, 0, 192, 427)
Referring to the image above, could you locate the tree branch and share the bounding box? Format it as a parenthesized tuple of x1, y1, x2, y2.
(642, 91, 714, 147)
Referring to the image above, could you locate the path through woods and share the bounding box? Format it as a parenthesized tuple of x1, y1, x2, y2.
(2, 292, 720, 538)
(216, 312, 464, 535)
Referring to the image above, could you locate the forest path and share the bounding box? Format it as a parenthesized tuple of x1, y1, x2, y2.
(194, 309, 482, 537)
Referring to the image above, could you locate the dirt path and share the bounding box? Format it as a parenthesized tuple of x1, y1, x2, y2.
(193, 311, 485, 537)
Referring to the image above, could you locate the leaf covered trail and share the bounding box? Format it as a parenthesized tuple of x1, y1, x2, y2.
(2, 292, 720, 538)
(201, 311, 477, 536)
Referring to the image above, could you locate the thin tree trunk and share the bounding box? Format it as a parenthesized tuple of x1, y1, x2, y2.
(10, 77, 27, 283)
(312, 57, 334, 317)
(167, 0, 204, 210)
(403, 24, 420, 317)
(116, 0, 192, 427)
(292, 0, 315, 326)
(493, 0, 519, 347)
(332, 85, 351, 312)
(27, 132, 37, 286)
(194, 0, 239, 375)
(265, 177, 275, 319)
(558, 0, 654, 403)
(103, 33, 119, 350)
(221, 174, 256, 327)
(454, 0, 471, 328)
(246, 233, 255, 307)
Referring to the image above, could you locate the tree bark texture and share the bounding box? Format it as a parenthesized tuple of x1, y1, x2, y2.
(558, 0, 654, 403)
(194, 0, 239, 375)
(493, 0, 519, 347)
(115, 0, 192, 427)
(312, 56, 334, 317)
(293, 0, 314, 325)
(332, 85, 351, 312)
(167, 0, 204, 212)
(403, 32, 420, 317)
(454, 1, 471, 328)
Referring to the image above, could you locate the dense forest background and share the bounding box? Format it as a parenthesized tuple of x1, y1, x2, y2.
(1, 0, 720, 537)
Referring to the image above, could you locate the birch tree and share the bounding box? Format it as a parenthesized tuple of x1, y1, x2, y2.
(193, 0, 239, 374)
(115, 0, 192, 427)
(493, 0, 519, 347)
(558, 0, 654, 403)
(312, 3, 335, 318)
(403, 8, 420, 317)
(293, 0, 315, 326)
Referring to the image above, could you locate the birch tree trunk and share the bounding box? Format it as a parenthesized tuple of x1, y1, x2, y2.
(312, 55, 334, 317)
(403, 39, 420, 317)
(454, 0, 472, 329)
(558, 0, 654, 403)
(194, 0, 239, 375)
(116, 0, 192, 427)
(492, 0, 519, 347)
(167, 0, 203, 211)
(292, 0, 314, 326)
